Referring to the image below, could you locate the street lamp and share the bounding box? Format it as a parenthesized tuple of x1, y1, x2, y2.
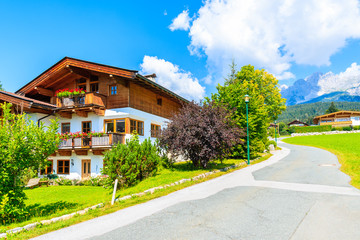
(245, 95, 250, 165)
(274, 120, 277, 144)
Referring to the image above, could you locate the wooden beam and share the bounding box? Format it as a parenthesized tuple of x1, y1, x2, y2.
(44, 71, 73, 88)
(75, 110, 88, 118)
(93, 108, 105, 116)
(58, 111, 72, 119)
(58, 150, 72, 156)
(34, 87, 54, 97)
(93, 149, 107, 155)
(75, 149, 88, 155)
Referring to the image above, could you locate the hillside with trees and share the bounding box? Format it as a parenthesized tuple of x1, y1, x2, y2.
(278, 101, 360, 125)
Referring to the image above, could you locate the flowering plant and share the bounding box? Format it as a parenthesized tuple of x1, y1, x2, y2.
(88, 131, 105, 138)
(58, 131, 105, 140)
(55, 88, 86, 98)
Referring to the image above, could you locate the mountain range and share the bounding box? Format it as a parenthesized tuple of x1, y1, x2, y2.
(281, 71, 360, 106)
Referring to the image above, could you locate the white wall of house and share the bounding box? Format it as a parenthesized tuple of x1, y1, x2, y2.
(351, 116, 360, 126)
(49, 152, 104, 180)
(31, 107, 169, 179)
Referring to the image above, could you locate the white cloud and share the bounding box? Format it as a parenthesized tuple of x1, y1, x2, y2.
(318, 62, 360, 96)
(140, 56, 205, 101)
(182, 0, 360, 83)
(169, 10, 191, 31)
(280, 84, 289, 91)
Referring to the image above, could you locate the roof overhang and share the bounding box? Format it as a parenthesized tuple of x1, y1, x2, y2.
(0, 91, 56, 114)
(16, 57, 138, 95)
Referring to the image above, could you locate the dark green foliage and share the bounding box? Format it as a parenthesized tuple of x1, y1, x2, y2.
(290, 125, 332, 133)
(343, 126, 352, 131)
(278, 101, 360, 125)
(102, 135, 161, 188)
(325, 102, 339, 114)
(353, 126, 360, 130)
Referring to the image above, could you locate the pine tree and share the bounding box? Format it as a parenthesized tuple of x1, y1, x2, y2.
(325, 102, 339, 114)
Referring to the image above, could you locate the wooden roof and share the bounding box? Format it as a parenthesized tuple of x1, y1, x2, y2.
(15, 57, 189, 104)
(288, 120, 309, 126)
(16, 57, 137, 95)
(0, 91, 56, 113)
(313, 111, 360, 120)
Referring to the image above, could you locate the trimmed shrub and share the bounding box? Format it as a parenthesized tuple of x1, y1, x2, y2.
(102, 135, 161, 188)
(353, 125, 360, 130)
(342, 126, 352, 131)
(291, 125, 331, 133)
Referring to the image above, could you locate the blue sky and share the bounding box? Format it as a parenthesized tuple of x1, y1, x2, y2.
(1, 0, 360, 100)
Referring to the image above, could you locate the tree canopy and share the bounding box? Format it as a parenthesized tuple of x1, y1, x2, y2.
(0, 103, 60, 223)
(159, 101, 244, 168)
(211, 65, 286, 158)
(325, 102, 339, 114)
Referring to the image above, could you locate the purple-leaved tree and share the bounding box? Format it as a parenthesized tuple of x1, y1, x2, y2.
(159, 101, 244, 168)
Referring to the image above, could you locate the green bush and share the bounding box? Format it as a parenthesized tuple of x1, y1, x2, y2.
(56, 177, 73, 186)
(267, 140, 277, 150)
(353, 126, 360, 130)
(291, 125, 332, 133)
(102, 135, 161, 189)
(342, 126, 352, 131)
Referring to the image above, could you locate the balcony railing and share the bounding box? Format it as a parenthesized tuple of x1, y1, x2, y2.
(320, 121, 352, 126)
(58, 133, 125, 149)
(56, 92, 106, 108)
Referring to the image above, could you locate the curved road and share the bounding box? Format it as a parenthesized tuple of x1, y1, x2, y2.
(33, 142, 360, 240)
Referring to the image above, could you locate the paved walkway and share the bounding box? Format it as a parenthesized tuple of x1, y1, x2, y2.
(32, 142, 360, 240)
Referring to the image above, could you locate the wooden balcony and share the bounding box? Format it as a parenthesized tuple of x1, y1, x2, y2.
(58, 133, 125, 150)
(320, 121, 352, 126)
(56, 92, 106, 118)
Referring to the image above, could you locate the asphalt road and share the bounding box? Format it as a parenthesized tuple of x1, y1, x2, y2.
(33, 142, 360, 240)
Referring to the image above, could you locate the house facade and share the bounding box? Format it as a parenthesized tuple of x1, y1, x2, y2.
(313, 111, 360, 127)
(0, 57, 187, 179)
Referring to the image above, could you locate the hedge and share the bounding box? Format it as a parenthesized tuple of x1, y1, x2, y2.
(290, 125, 332, 133)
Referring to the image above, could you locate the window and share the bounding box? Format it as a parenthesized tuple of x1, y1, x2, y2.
(82, 121, 91, 133)
(57, 160, 70, 174)
(151, 124, 161, 138)
(41, 160, 53, 175)
(130, 119, 144, 135)
(105, 120, 114, 133)
(90, 83, 99, 92)
(157, 98, 162, 106)
(104, 119, 125, 133)
(116, 120, 125, 133)
(90, 75, 99, 93)
(77, 78, 87, 90)
(110, 85, 117, 95)
(61, 123, 70, 134)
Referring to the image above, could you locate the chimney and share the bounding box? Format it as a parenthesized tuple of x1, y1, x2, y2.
(144, 73, 157, 82)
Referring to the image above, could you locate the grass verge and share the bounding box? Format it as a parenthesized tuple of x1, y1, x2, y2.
(283, 133, 360, 189)
(5, 154, 272, 239)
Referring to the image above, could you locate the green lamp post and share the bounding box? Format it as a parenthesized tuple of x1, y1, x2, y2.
(274, 120, 277, 144)
(245, 94, 250, 165)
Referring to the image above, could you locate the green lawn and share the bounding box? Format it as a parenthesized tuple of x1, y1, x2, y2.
(1, 158, 249, 233)
(283, 133, 360, 189)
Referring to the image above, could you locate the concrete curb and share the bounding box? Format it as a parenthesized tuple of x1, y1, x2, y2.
(291, 130, 360, 137)
(0, 154, 271, 238)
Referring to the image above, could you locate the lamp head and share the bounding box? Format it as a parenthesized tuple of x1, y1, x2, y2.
(244, 94, 250, 103)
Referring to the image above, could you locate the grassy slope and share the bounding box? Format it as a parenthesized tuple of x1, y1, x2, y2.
(1, 158, 249, 232)
(283, 133, 360, 189)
